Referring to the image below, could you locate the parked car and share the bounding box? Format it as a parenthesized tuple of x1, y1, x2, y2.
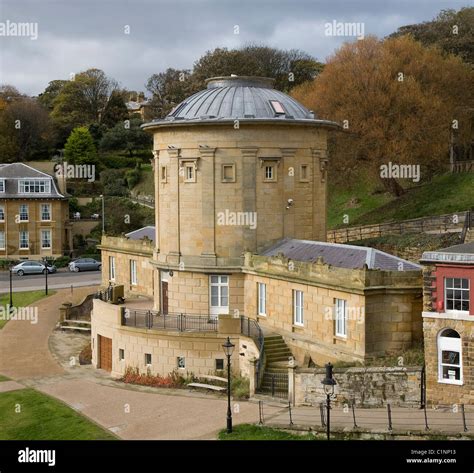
(68, 258, 102, 272)
(12, 261, 57, 276)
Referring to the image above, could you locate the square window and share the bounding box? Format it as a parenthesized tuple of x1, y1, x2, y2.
(215, 359, 224, 371)
(119, 349, 124, 361)
(145, 353, 152, 365)
(263, 164, 277, 182)
(177, 356, 185, 369)
(221, 164, 236, 183)
(445, 278, 469, 312)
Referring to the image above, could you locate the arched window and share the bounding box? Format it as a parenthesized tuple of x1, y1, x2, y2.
(438, 328, 462, 385)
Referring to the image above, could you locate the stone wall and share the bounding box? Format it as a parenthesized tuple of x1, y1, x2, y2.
(157, 269, 245, 316)
(152, 125, 329, 271)
(423, 314, 474, 405)
(91, 299, 259, 378)
(99, 235, 155, 299)
(244, 253, 422, 365)
(295, 366, 422, 407)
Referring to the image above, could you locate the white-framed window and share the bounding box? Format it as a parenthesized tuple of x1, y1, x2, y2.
(109, 256, 116, 281)
(40, 203, 51, 221)
(177, 357, 185, 369)
(130, 259, 137, 286)
(257, 282, 266, 316)
(18, 179, 51, 194)
(445, 278, 469, 313)
(19, 204, 29, 221)
(335, 299, 348, 338)
(264, 165, 275, 181)
(0, 205, 4, 221)
(210, 275, 229, 317)
(19, 231, 29, 249)
(0, 231, 5, 250)
(0, 179, 4, 193)
(145, 353, 152, 366)
(119, 349, 125, 361)
(184, 163, 196, 183)
(293, 290, 304, 326)
(438, 328, 462, 385)
(41, 230, 51, 249)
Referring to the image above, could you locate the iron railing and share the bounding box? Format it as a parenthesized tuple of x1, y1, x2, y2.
(121, 309, 218, 332)
(239, 316, 264, 389)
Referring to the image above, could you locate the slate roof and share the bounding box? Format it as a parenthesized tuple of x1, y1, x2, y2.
(125, 226, 155, 242)
(142, 76, 339, 130)
(0, 163, 65, 199)
(421, 242, 474, 264)
(260, 238, 421, 271)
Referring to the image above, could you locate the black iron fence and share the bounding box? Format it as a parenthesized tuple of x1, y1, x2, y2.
(121, 309, 218, 332)
(258, 400, 474, 436)
(239, 316, 265, 389)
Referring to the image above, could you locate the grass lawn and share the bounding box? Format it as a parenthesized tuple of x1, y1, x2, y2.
(328, 173, 474, 228)
(218, 424, 317, 440)
(0, 290, 56, 329)
(0, 388, 116, 440)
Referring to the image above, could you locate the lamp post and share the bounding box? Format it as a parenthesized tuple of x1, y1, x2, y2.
(321, 362, 337, 440)
(43, 257, 48, 296)
(99, 195, 105, 234)
(222, 337, 235, 434)
(9, 262, 13, 310)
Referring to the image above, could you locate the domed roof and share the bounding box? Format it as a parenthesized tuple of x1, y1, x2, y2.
(142, 75, 338, 130)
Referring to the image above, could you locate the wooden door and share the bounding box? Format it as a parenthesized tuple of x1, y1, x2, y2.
(98, 335, 112, 372)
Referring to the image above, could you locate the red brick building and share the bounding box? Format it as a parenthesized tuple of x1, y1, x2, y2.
(421, 242, 474, 405)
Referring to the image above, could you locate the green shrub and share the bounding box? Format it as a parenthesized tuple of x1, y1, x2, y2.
(231, 375, 250, 399)
(125, 168, 140, 189)
(53, 256, 71, 268)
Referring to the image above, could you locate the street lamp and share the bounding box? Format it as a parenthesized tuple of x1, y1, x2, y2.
(99, 195, 105, 234)
(321, 362, 337, 440)
(9, 261, 13, 311)
(42, 257, 48, 296)
(222, 337, 235, 434)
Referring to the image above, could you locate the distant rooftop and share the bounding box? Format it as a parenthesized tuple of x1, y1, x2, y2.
(0, 162, 65, 199)
(421, 242, 474, 264)
(125, 226, 155, 243)
(261, 238, 421, 271)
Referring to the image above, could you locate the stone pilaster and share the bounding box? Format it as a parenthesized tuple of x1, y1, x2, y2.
(241, 147, 258, 253)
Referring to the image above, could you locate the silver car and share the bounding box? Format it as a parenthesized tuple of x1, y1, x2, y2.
(12, 261, 57, 276)
(69, 258, 102, 272)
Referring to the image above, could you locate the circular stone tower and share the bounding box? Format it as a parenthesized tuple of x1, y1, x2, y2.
(143, 76, 338, 274)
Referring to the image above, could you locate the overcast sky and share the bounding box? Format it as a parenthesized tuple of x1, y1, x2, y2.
(0, 0, 468, 96)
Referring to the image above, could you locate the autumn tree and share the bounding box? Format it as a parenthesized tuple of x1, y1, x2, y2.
(390, 7, 474, 64)
(292, 35, 474, 195)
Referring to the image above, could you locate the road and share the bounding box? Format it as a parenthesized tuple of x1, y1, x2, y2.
(0, 268, 102, 293)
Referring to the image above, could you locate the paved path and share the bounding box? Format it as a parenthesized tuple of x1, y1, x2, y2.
(0, 290, 67, 379)
(0, 287, 283, 439)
